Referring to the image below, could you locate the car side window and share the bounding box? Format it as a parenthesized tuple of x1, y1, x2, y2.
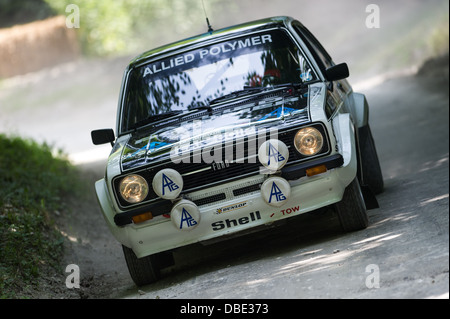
(293, 24, 334, 73)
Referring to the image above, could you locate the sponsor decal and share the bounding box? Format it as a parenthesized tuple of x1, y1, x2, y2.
(267, 142, 285, 166)
(215, 201, 248, 215)
(179, 207, 198, 229)
(261, 176, 290, 207)
(161, 173, 180, 196)
(211, 211, 261, 231)
(153, 168, 183, 199)
(268, 181, 286, 203)
(170, 199, 200, 230)
(258, 139, 289, 171)
(270, 205, 300, 218)
(281, 206, 300, 215)
(142, 34, 273, 77)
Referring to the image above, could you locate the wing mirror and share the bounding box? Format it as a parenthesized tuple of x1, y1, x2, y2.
(91, 129, 115, 146)
(325, 63, 349, 81)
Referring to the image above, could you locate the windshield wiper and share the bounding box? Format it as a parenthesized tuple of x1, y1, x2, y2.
(209, 83, 306, 106)
(131, 110, 183, 130)
(208, 86, 265, 105)
(267, 82, 307, 90)
(188, 104, 213, 113)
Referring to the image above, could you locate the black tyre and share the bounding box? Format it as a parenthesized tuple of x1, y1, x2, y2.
(335, 178, 368, 232)
(122, 245, 162, 286)
(359, 125, 384, 194)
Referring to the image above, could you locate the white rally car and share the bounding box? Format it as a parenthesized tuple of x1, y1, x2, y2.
(91, 16, 383, 286)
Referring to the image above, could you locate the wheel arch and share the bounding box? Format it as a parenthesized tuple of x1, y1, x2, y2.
(351, 92, 370, 128)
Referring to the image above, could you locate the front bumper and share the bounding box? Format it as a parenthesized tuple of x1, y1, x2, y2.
(95, 151, 356, 258)
(113, 154, 344, 227)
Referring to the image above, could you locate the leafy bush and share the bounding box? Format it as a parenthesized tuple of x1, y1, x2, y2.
(0, 135, 81, 298)
(0, 0, 54, 28)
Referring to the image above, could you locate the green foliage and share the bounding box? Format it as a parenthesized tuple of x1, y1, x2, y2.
(43, 0, 222, 56)
(0, 135, 81, 298)
(429, 13, 449, 56)
(0, 0, 55, 28)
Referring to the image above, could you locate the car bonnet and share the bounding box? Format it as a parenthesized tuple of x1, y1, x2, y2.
(119, 90, 311, 172)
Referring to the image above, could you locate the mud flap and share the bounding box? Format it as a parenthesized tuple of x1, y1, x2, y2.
(360, 184, 379, 210)
(155, 250, 175, 269)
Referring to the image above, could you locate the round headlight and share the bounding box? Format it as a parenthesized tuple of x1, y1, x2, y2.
(119, 174, 149, 203)
(294, 127, 324, 156)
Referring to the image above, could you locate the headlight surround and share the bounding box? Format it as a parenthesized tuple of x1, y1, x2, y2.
(294, 127, 324, 156)
(119, 174, 149, 203)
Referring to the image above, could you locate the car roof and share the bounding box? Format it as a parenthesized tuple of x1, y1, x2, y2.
(128, 16, 297, 68)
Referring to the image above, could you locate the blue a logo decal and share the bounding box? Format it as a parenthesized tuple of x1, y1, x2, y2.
(267, 142, 285, 166)
(268, 182, 286, 203)
(162, 173, 179, 196)
(179, 208, 198, 229)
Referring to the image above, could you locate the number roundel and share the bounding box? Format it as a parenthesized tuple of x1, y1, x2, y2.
(152, 168, 183, 199)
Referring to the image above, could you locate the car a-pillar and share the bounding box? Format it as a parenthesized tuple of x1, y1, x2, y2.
(258, 139, 291, 207)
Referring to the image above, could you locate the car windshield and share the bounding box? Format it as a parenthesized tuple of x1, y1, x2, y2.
(121, 28, 317, 133)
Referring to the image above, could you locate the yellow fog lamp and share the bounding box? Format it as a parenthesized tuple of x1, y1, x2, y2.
(294, 127, 324, 156)
(119, 174, 149, 203)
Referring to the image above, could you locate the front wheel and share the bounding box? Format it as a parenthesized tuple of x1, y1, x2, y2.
(335, 178, 368, 232)
(122, 245, 166, 286)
